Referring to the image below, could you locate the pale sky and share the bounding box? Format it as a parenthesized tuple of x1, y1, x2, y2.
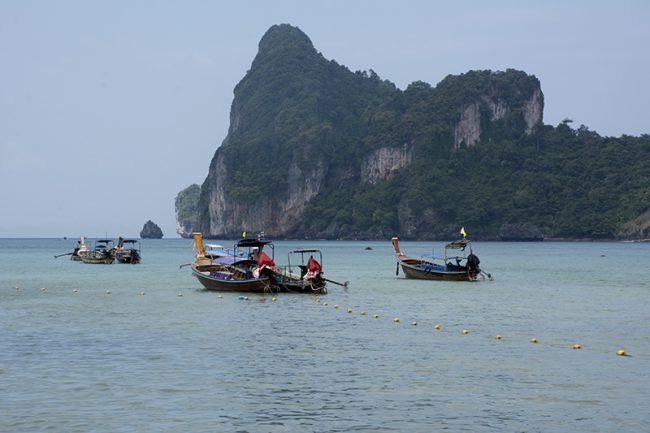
(1, 1, 648, 237)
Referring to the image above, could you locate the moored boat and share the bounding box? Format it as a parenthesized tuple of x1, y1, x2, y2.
(189, 233, 328, 293)
(190, 233, 275, 292)
(54, 236, 89, 261)
(392, 232, 491, 281)
(115, 237, 141, 264)
(271, 249, 327, 293)
(78, 239, 116, 264)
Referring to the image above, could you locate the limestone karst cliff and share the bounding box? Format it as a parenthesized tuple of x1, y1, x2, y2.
(175, 184, 200, 238)
(187, 25, 543, 239)
(176, 24, 649, 240)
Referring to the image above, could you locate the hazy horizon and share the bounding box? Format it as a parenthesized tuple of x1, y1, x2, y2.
(2, 1, 649, 237)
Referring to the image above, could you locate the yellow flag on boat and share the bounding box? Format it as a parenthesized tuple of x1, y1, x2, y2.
(460, 227, 467, 238)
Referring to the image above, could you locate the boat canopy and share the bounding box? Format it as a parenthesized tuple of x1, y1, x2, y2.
(236, 239, 273, 249)
(445, 239, 470, 250)
(212, 256, 241, 265)
(290, 249, 321, 254)
(97, 239, 113, 243)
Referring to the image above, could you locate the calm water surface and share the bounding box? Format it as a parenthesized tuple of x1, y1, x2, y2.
(1, 238, 649, 432)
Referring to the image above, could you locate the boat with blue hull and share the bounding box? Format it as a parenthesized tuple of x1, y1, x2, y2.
(392, 236, 491, 281)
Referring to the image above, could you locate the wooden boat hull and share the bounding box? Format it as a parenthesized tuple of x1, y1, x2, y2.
(79, 256, 115, 264)
(78, 251, 114, 264)
(273, 275, 327, 294)
(116, 249, 141, 264)
(397, 257, 476, 281)
(191, 263, 273, 292)
(191, 263, 327, 293)
(392, 236, 485, 282)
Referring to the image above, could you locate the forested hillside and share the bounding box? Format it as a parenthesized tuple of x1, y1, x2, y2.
(299, 120, 649, 239)
(176, 24, 650, 240)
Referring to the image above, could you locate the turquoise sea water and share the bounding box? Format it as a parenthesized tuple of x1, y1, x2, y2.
(1, 238, 649, 432)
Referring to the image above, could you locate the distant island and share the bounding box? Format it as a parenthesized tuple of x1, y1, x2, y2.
(140, 220, 163, 239)
(176, 24, 650, 241)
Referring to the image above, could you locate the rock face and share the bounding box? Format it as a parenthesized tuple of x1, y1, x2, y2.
(175, 184, 200, 238)
(361, 143, 414, 185)
(179, 24, 554, 239)
(616, 210, 650, 240)
(196, 24, 369, 238)
(200, 153, 326, 238)
(452, 74, 544, 149)
(176, 24, 650, 240)
(454, 103, 482, 149)
(524, 88, 543, 133)
(140, 220, 163, 239)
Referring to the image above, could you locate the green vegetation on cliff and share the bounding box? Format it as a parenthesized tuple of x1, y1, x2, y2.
(175, 184, 200, 237)
(218, 25, 396, 203)
(301, 121, 649, 239)
(181, 24, 650, 240)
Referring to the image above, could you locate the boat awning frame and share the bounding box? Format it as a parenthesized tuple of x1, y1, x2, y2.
(444, 239, 470, 250)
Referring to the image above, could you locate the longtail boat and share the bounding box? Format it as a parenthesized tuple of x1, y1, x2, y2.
(190, 233, 275, 292)
(189, 233, 328, 293)
(78, 239, 115, 264)
(271, 249, 327, 293)
(392, 236, 491, 281)
(54, 235, 88, 261)
(115, 237, 141, 264)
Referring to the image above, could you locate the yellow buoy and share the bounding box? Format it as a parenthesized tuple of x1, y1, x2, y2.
(315, 298, 321, 303)
(139, 291, 145, 295)
(372, 314, 379, 319)
(530, 338, 538, 343)
(616, 349, 627, 356)
(360, 311, 367, 316)
(41, 287, 47, 292)
(323, 302, 328, 306)
(434, 324, 440, 331)
(218, 295, 224, 299)
(411, 321, 417, 326)
(495, 335, 502, 340)
(271, 297, 276, 301)
(462, 329, 469, 334)
(243, 296, 249, 300)
(347, 308, 353, 314)
(106, 290, 111, 294)
(573, 344, 582, 350)
(393, 317, 400, 323)
(177, 293, 184, 297)
(73, 289, 78, 293)
(334, 305, 340, 309)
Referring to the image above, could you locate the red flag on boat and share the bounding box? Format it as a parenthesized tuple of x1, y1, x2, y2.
(257, 251, 275, 268)
(307, 256, 321, 273)
(304, 255, 322, 280)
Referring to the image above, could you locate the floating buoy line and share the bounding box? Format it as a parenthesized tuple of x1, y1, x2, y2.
(13, 287, 634, 357)
(304, 295, 633, 358)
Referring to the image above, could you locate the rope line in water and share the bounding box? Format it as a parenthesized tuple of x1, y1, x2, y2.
(310, 295, 634, 357)
(14, 286, 633, 357)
